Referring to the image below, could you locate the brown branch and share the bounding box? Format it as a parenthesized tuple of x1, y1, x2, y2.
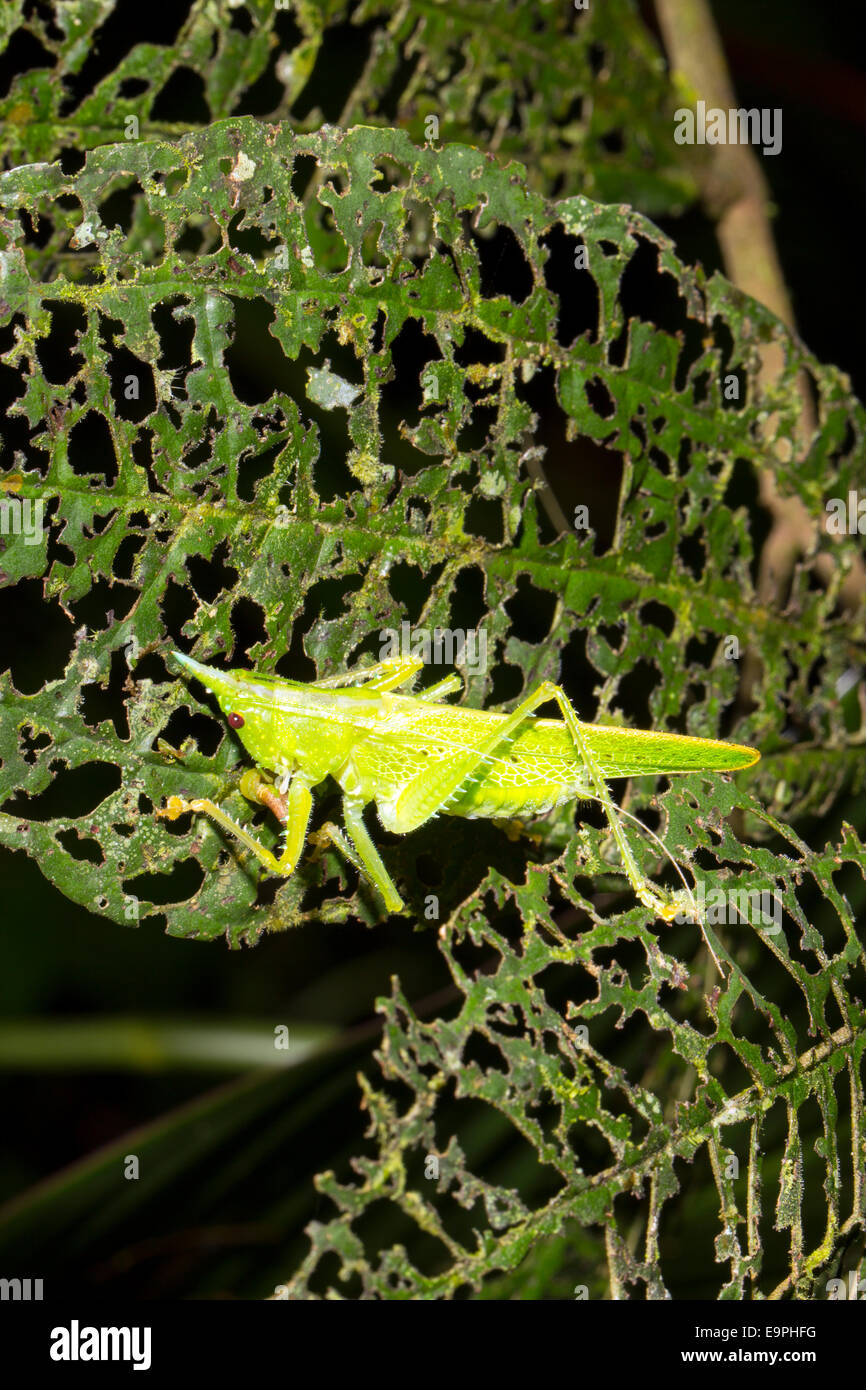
(654, 0, 865, 616)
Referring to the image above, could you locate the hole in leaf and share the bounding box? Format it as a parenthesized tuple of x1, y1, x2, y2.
(2, 761, 121, 820)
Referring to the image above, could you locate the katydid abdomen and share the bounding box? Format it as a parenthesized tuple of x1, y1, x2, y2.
(348, 702, 757, 826)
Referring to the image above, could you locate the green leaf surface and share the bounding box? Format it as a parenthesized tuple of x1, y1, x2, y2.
(0, 0, 696, 213)
(1, 113, 864, 1299)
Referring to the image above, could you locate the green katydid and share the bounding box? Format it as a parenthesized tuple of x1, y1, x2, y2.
(157, 651, 760, 942)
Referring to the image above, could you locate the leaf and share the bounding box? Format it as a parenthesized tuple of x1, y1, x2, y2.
(1, 112, 864, 1298)
(0, 0, 696, 213)
(1, 116, 863, 945)
(281, 828, 866, 1299)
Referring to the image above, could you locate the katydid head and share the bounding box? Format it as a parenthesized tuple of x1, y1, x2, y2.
(171, 650, 299, 770)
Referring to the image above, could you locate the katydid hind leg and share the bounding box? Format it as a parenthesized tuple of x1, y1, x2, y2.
(541, 685, 687, 923)
(391, 679, 687, 924)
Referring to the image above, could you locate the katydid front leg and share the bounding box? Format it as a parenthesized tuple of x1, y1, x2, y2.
(312, 656, 462, 702)
(158, 771, 313, 877)
(310, 656, 424, 692)
(160, 773, 406, 913)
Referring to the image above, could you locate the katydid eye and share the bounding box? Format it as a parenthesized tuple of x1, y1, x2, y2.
(228, 712, 245, 729)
